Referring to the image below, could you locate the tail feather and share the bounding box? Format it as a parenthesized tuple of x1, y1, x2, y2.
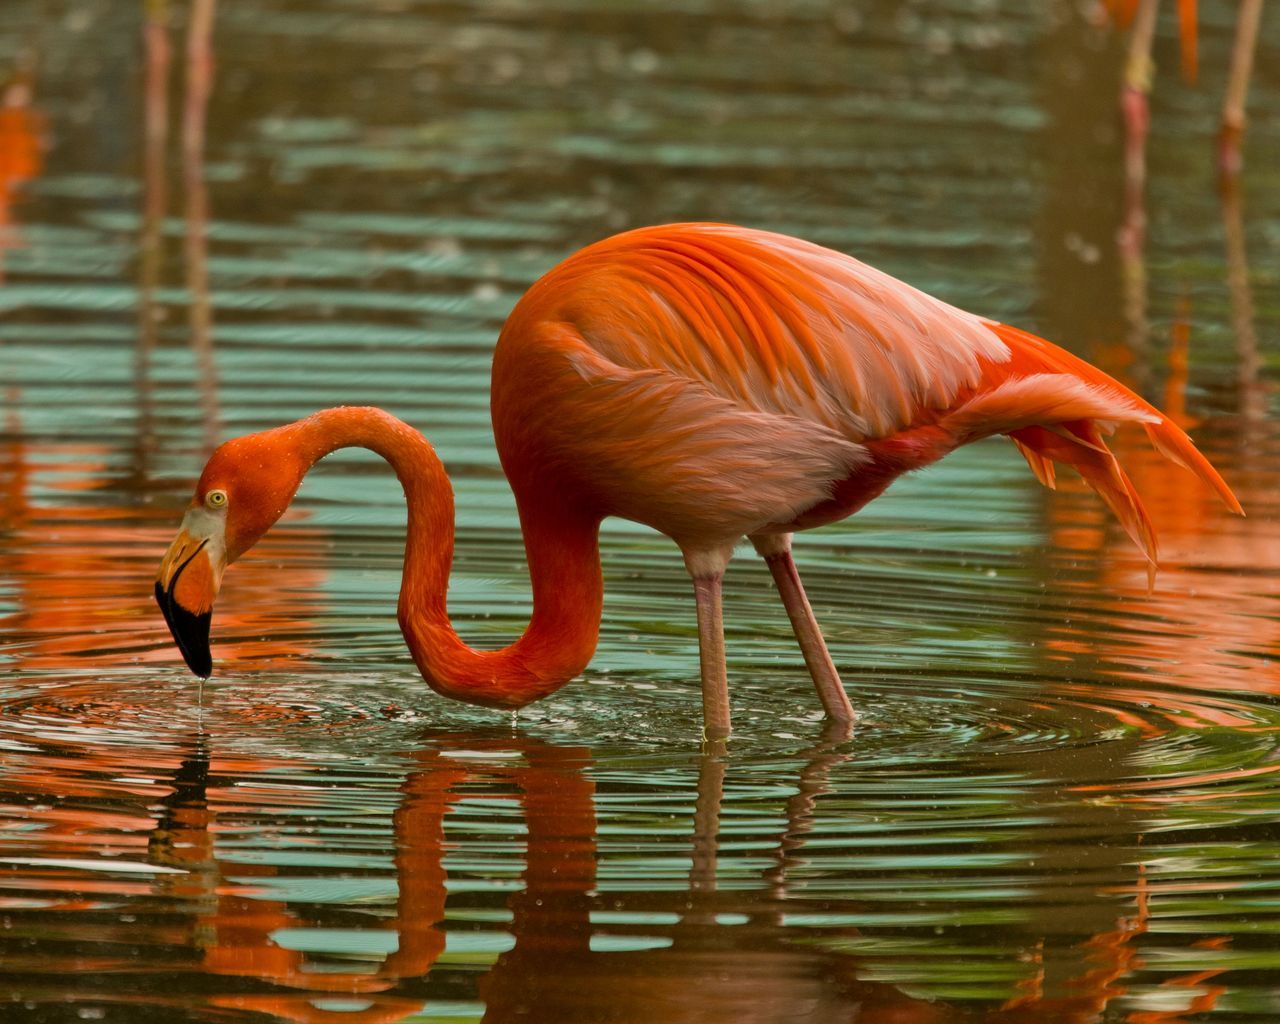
(946, 372, 1158, 440)
(1143, 419, 1243, 514)
(1010, 423, 1159, 565)
(1012, 437, 1056, 490)
(956, 322, 1244, 565)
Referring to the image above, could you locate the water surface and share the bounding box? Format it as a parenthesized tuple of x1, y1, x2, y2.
(1, 1, 1279, 1020)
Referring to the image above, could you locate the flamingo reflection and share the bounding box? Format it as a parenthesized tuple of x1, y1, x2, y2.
(0, 711, 1239, 1021)
(140, 726, 932, 1023)
(0, 54, 43, 284)
(4, 726, 1206, 1022)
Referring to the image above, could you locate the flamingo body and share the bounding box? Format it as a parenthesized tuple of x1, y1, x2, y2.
(493, 224, 1234, 556)
(492, 225, 1000, 548)
(156, 223, 1240, 736)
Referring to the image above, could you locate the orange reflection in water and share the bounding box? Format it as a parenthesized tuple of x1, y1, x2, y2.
(0, 724, 1237, 1023)
(0, 63, 44, 283)
(202, 737, 598, 1024)
(1040, 328, 1277, 711)
(1034, 133, 1278, 720)
(156, 744, 461, 1023)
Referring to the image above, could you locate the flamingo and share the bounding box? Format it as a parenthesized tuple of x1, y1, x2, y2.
(155, 223, 1242, 736)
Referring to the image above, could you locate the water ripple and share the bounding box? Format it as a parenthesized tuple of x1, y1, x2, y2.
(1, 0, 1278, 1019)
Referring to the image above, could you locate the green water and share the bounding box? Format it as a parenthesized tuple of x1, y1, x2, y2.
(1, 1, 1278, 1020)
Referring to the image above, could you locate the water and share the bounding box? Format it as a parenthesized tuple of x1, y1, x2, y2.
(1, 1, 1279, 1020)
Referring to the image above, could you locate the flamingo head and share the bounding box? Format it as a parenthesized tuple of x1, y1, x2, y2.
(155, 429, 310, 677)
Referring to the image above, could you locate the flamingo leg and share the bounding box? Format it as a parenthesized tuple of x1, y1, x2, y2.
(1218, 0, 1263, 180)
(692, 573, 731, 739)
(753, 535, 855, 723)
(1119, 0, 1157, 271)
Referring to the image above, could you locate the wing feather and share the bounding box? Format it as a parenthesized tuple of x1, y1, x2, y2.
(553, 337, 870, 544)
(508, 223, 1010, 443)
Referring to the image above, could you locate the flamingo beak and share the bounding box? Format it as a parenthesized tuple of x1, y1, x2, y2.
(155, 510, 227, 678)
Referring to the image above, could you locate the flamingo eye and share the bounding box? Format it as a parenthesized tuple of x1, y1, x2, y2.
(205, 489, 228, 509)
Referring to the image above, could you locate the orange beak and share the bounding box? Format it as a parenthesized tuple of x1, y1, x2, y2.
(155, 512, 227, 678)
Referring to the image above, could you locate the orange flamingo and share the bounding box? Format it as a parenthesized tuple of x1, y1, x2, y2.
(154, 224, 1241, 736)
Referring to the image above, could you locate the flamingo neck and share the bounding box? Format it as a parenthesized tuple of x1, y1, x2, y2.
(295, 407, 603, 708)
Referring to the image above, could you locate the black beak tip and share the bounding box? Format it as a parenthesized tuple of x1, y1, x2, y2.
(155, 581, 214, 679)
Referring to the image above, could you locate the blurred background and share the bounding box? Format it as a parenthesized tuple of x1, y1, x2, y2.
(0, 2, 1277, 1022)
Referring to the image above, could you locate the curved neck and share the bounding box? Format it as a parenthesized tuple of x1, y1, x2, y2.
(294, 407, 603, 708)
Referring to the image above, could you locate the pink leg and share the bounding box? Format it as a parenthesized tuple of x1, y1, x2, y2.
(754, 535, 854, 723)
(692, 574, 731, 739)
